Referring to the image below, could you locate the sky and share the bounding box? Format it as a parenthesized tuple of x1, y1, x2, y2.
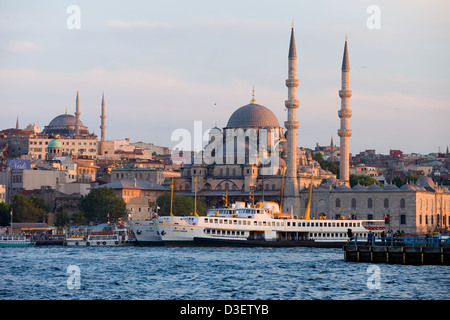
(0, 0, 449, 156)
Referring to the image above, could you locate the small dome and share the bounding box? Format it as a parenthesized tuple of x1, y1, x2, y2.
(367, 184, 383, 191)
(48, 139, 62, 148)
(400, 184, 417, 191)
(384, 183, 399, 191)
(352, 184, 367, 191)
(335, 184, 351, 191)
(226, 103, 280, 129)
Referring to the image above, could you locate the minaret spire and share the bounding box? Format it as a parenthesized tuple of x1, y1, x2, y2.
(74, 90, 81, 136)
(99, 92, 106, 155)
(338, 37, 352, 185)
(282, 25, 300, 215)
(16, 116, 19, 130)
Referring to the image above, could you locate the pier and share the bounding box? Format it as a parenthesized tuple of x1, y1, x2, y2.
(343, 236, 450, 265)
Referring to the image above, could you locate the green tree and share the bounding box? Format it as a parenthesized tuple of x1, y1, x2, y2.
(349, 174, 383, 188)
(311, 152, 339, 175)
(70, 211, 87, 226)
(54, 210, 69, 229)
(80, 187, 128, 223)
(156, 193, 207, 216)
(11, 194, 47, 223)
(0, 202, 11, 226)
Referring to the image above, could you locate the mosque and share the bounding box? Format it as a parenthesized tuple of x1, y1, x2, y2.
(172, 26, 450, 236)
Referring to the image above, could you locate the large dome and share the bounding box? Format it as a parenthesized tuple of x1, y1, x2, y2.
(226, 103, 280, 129)
(48, 114, 84, 127)
(43, 113, 90, 136)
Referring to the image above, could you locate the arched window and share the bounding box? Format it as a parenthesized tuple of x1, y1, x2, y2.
(400, 198, 406, 209)
(368, 198, 373, 209)
(335, 198, 340, 208)
(384, 198, 389, 208)
(351, 198, 356, 209)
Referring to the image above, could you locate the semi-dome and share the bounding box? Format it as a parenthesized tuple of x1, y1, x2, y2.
(415, 176, 435, 191)
(226, 103, 280, 129)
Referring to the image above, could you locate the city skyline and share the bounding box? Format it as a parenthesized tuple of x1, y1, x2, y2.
(1, 1, 449, 156)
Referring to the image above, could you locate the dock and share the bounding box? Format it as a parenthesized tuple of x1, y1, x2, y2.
(343, 236, 450, 265)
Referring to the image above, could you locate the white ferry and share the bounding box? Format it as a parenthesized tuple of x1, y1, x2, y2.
(64, 223, 136, 246)
(0, 234, 34, 247)
(128, 219, 163, 246)
(154, 202, 385, 248)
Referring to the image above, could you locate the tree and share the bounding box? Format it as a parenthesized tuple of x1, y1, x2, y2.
(349, 174, 383, 188)
(11, 194, 48, 223)
(311, 152, 339, 175)
(0, 202, 11, 226)
(156, 193, 207, 216)
(80, 187, 128, 224)
(54, 210, 69, 229)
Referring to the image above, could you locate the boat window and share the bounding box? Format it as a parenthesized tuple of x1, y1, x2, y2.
(272, 222, 275, 226)
(234, 220, 237, 225)
(254, 221, 257, 226)
(320, 223, 323, 227)
(224, 219, 228, 224)
(214, 219, 218, 223)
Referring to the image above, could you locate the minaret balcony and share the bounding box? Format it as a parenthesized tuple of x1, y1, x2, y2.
(285, 79, 299, 87)
(338, 128, 352, 137)
(338, 109, 352, 118)
(285, 99, 299, 109)
(339, 90, 352, 98)
(284, 120, 300, 130)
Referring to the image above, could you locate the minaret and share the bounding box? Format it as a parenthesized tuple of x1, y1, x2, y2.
(74, 90, 81, 136)
(16, 117, 19, 130)
(99, 93, 106, 155)
(338, 37, 352, 185)
(282, 25, 300, 214)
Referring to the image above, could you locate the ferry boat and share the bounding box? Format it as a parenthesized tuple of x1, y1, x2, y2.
(64, 223, 136, 246)
(128, 219, 163, 246)
(154, 202, 385, 248)
(0, 234, 35, 247)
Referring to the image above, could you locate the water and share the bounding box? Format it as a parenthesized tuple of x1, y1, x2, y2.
(0, 246, 449, 300)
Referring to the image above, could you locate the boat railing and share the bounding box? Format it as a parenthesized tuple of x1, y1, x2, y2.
(347, 235, 450, 248)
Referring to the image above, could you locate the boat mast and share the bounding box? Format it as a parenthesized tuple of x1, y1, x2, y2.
(170, 177, 174, 216)
(304, 164, 314, 219)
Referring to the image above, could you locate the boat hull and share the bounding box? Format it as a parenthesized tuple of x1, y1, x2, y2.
(0, 241, 34, 247)
(64, 239, 136, 246)
(193, 237, 347, 248)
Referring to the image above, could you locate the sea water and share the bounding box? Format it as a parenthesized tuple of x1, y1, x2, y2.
(0, 246, 448, 300)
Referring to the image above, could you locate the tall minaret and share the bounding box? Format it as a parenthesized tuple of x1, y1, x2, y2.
(282, 25, 300, 214)
(99, 93, 106, 155)
(338, 37, 352, 185)
(74, 90, 81, 136)
(16, 116, 19, 130)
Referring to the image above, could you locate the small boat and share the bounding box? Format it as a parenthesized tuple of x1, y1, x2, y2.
(0, 234, 34, 247)
(64, 223, 136, 246)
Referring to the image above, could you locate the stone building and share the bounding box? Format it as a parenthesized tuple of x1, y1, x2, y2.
(299, 176, 450, 235)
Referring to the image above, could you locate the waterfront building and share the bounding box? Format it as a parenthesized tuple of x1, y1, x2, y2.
(94, 180, 169, 220)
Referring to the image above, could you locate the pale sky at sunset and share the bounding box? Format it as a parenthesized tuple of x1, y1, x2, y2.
(1, 0, 449, 155)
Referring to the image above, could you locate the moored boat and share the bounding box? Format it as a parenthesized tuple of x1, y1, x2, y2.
(155, 201, 386, 248)
(0, 234, 34, 247)
(64, 223, 136, 246)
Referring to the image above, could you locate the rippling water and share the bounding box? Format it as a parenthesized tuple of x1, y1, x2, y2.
(0, 246, 449, 300)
